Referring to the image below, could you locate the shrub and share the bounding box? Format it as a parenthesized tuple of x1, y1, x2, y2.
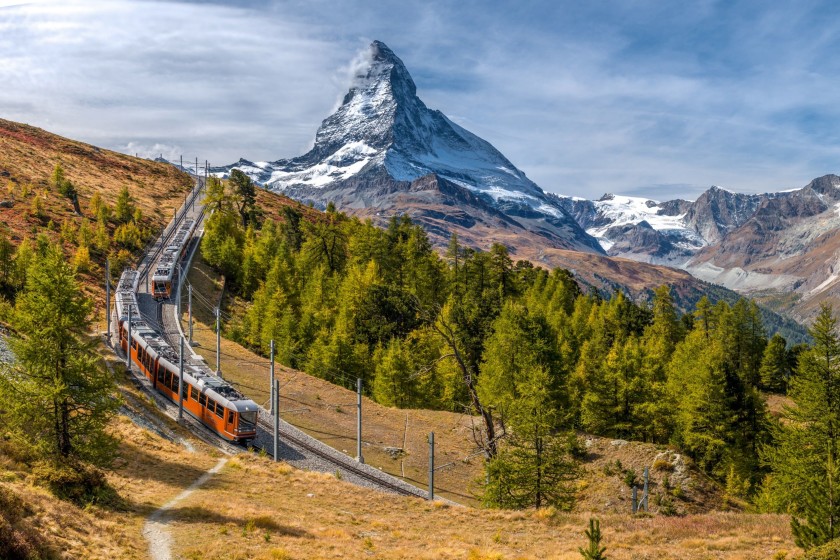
(623, 468, 638, 488)
(72, 246, 91, 273)
(803, 539, 840, 560)
(652, 457, 674, 472)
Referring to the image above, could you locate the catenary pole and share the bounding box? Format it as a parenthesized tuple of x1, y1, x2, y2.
(188, 284, 193, 344)
(270, 340, 275, 416)
(105, 259, 110, 343)
(178, 336, 184, 422)
(357, 378, 364, 463)
(215, 306, 221, 377)
(273, 379, 280, 462)
(428, 432, 435, 501)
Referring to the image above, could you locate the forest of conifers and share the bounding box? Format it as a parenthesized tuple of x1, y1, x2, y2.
(202, 175, 840, 546)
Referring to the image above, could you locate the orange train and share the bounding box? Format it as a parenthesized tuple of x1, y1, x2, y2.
(116, 269, 258, 442)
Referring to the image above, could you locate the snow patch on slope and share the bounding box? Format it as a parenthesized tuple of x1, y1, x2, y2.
(583, 195, 706, 251)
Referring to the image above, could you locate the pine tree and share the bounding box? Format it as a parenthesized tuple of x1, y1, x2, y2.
(114, 185, 135, 224)
(229, 169, 257, 227)
(579, 518, 608, 560)
(764, 304, 840, 549)
(760, 333, 789, 393)
(0, 246, 119, 465)
(0, 230, 13, 291)
(479, 303, 576, 508)
(49, 163, 65, 191)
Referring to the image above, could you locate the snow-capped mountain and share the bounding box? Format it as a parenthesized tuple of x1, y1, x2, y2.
(215, 40, 603, 255)
(554, 193, 705, 264)
(555, 176, 840, 323)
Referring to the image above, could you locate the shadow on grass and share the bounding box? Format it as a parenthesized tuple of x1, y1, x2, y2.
(162, 506, 313, 538)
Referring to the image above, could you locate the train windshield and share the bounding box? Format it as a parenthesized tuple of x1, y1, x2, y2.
(154, 282, 166, 294)
(239, 411, 257, 432)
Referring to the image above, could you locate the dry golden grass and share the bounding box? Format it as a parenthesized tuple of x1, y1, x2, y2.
(0, 347, 225, 559)
(168, 450, 796, 560)
(0, 117, 194, 312)
(0, 341, 798, 560)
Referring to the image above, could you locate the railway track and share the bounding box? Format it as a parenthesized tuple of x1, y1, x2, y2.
(254, 415, 423, 498)
(119, 170, 429, 499)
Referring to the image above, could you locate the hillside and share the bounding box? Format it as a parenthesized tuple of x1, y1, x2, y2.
(0, 118, 809, 559)
(0, 346, 797, 560)
(0, 117, 193, 303)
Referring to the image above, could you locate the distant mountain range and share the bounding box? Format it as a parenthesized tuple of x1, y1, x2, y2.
(209, 40, 828, 334)
(553, 175, 840, 323)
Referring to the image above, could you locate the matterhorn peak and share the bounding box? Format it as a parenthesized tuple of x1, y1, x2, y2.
(217, 39, 605, 255)
(343, 40, 418, 108)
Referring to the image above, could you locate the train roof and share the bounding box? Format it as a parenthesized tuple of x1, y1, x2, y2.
(152, 218, 196, 282)
(115, 269, 139, 319)
(117, 268, 258, 414)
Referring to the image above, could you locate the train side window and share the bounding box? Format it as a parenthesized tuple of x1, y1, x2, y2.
(157, 368, 165, 383)
(227, 410, 235, 424)
(164, 371, 172, 389)
(190, 386, 198, 401)
(214, 402, 224, 418)
(199, 393, 207, 407)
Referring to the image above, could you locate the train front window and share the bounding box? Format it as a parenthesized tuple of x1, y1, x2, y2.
(154, 282, 167, 294)
(239, 411, 257, 431)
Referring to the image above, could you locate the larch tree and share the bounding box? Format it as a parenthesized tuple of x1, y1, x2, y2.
(764, 304, 840, 550)
(478, 302, 577, 509)
(114, 185, 135, 224)
(0, 246, 119, 465)
(760, 333, 790, 393)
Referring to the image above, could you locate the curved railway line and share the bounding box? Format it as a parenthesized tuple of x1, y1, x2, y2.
(112, 171, 429, 500)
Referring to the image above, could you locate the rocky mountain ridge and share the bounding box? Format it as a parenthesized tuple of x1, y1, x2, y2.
(213, 40, 603, 255)
(209, 39, 826, 328)
(555, 175, 840, 323)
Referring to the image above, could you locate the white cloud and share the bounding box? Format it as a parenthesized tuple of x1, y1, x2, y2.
(1, 0, 839, 200)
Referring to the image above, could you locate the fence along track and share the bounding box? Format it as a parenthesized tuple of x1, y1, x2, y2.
(254, 415, 422, 498)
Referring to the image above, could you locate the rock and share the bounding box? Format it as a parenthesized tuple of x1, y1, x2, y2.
(383, 446, 405, 459)
(610, 439, 628, 447)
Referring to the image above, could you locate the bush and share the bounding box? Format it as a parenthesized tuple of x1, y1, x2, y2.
(623, 468, 638, 488)
(602, 459, 622, 477)
(803, 538, 840, 560)
(652, 457, 674, 472)
(72, 246, 91, 273)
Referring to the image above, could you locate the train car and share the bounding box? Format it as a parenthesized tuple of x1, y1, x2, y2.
(116, 268, 258, 443)
(152, 218, 197, 300)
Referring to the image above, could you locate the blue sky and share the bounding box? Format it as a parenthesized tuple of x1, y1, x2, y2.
(1, 0, 839, 199)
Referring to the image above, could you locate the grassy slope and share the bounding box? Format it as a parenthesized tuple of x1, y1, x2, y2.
(0, 350, 798, 559)
(0, 118, 193, 308)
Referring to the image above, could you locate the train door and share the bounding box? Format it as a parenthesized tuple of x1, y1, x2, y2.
(225, 409, 235, 436)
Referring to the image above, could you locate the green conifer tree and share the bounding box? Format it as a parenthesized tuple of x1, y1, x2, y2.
(0, 246, 119, 465)
(579, 518, 608, 560)
(764, 304, 840, 549)
(760, 333, 790, 393)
